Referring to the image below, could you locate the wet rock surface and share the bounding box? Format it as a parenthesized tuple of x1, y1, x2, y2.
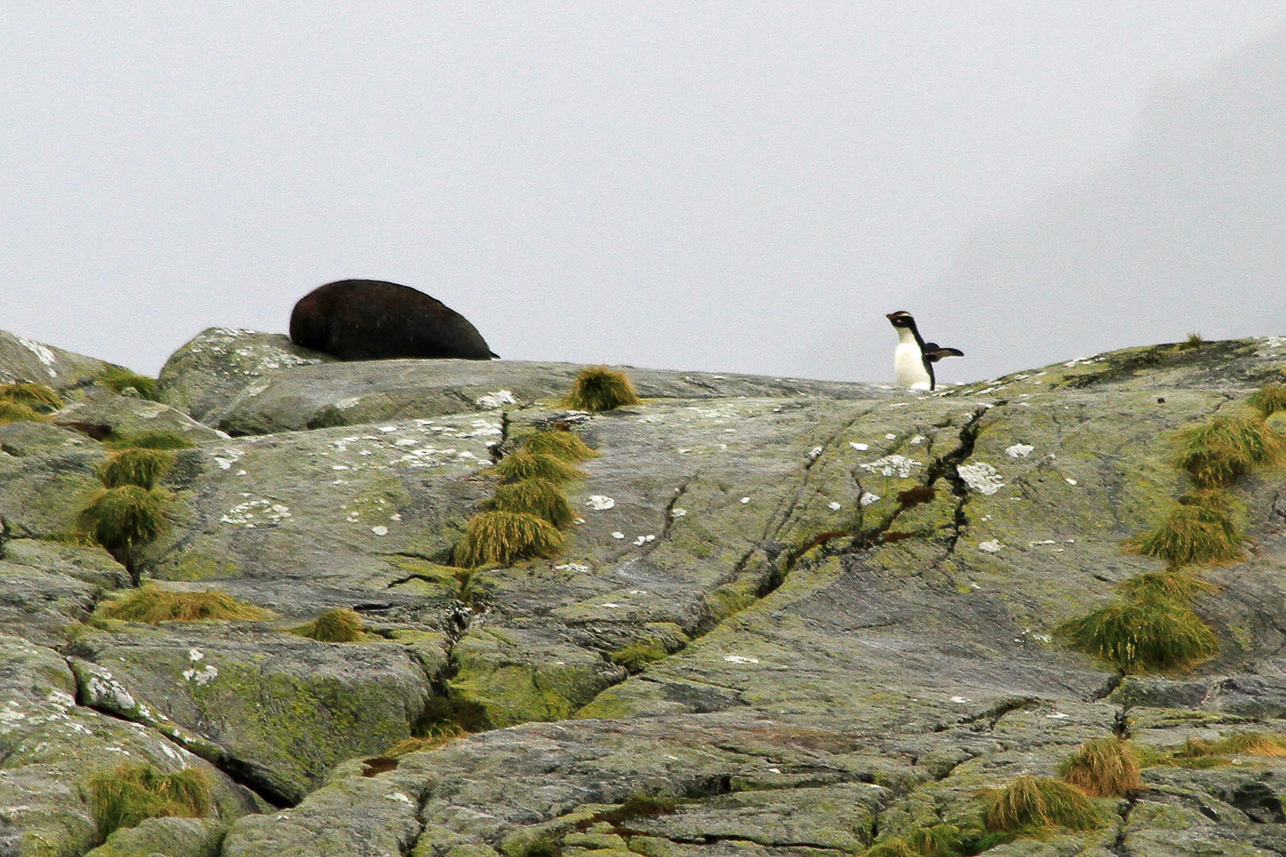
(3, 332, 1286, 855)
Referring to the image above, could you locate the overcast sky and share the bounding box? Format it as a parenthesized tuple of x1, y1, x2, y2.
(4, 3, 1285, 385)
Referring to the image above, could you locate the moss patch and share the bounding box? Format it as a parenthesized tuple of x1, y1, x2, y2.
(105, 431, 197, 450)
(101, 586, 271, 624)
(562, 365, 641, 412)
(86, 763, 214, 841)
(98, 367, 158, 400)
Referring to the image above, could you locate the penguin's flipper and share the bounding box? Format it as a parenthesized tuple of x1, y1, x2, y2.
(923, 344, 964, 363)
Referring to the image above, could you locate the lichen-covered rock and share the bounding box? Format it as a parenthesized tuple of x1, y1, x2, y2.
(52, 387, 227, 444)
(0, 330, 118, 389)
(155, 328, 332, 423)
(5, 331, 1286, 855)
(83, 816, 227, 857)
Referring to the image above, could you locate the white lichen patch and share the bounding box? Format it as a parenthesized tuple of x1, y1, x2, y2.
(724, 655, 760, 665)
(1005, 443, 1034, 458)
(957, 462, 1004, 495)
(1065, 478, 1078, 486)
(555, 563, 590, 573)
(978, 540, 1003, 553)
(16, 336, 57, 377)
(220, 499, 293, 528)
(910, 435, 926, 445)
(632, 534, 655, 546)
(612, 532, 625, 539)
(859, 455, 921, 478)
(849, 442, 869, 451)
(586, 496, 616, 511)
(87, 675, 137, 712)
(210, 450, 243, 470)
(670, 508, 687, 517)
(828, 501, 842, 510)
(458, 419, 503, 438)
(371, 526, 389, 536)
(859, 492, 881, 506)
(183, 664, 218, 685)
(475, 390, 516, 409)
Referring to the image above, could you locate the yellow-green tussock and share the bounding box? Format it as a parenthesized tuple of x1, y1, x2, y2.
(1117, 570, 1217, 603)
(78, 486, 169, 554)
(1174, 413, 1284, 488)
(488, 479, 576, 528)
(1058, 738, 1141, 797)
(1175, 732, 1286, 759)
(522, 428, 598, 462)
(984, 775, 1103, 834)
(0, 400, 49, 426)
(98, 448, 177, 490)
(1249, 384, 1286, 417)
(86, 763, 214, 841)
(1057, 597, 1219, 673)
(493, 450, 585, 484)
(1135, 490, 1245, 566)
(453, 511, 566, 567)
(563, 365, 641, 412)
(291, 607, 368, 642)
(101, 586, 272, 624)
(105, 431, 197, 450)
(98, 367, 158, 400)
(0, 381, 62, 411)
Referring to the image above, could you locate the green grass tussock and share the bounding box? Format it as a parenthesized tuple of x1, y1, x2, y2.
(102, 586, 271, 624)
(488, 479, 576, 528)
(563, 365, 641, 412)
(1057, 597, 1218, 673)
(1249, 383, 1286, 417)
(98, 448, 177, 490)
(454, 511, 566, 567)
(1175, 413, 1284, 488)
(860, 823, 1009, 857)
(78, 486, 169, 557)
(522, 428, 598, 462)
(98, 367, 158, 400)
(493, 450, 585, 484)
(1059, 738, 1142, 797)
(1116, 570, 1217, 603)
(291, 607, 368, 642)
(983, 775, 1102, 834)
(87, 763, 214, 841)
(0, 400, 49, 426)
(1135, 490, 1245, 566)
(1175, 732, 1286, 759)
(0, 381, 62, 411)
(105, 431, 197, 450)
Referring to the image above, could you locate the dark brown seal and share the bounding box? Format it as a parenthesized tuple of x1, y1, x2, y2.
(289, 280, 497, 361)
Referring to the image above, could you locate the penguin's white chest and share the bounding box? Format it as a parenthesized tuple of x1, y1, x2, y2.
(894, 341, 932, 391)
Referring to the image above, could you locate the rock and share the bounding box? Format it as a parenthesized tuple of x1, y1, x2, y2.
(3, 332, 1286, 855)
(0, 330, 118, 390)
(52, 387, 228, 445)
(155, 328, 332, 423)
(289, 279, 497, 361)
(83, 816, 226, 857)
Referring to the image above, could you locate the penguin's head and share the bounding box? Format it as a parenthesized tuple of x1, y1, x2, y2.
(886, 311, 916, 330)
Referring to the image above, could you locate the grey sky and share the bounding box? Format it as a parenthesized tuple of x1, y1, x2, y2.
(4, 3, 1284, 385)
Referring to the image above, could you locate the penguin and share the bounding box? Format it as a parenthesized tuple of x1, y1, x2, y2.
(886, 311, 963, 391)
